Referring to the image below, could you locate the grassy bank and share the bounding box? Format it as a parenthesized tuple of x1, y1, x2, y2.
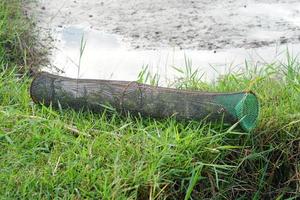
(0, 0, 43, 72)
(1, 1, 300, 199)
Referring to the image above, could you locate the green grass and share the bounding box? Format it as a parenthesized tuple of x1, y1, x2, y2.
(0, 0, 44, 72)
(1, 0, 300, 199)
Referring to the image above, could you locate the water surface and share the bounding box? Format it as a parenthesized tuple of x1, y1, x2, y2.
(47, 25, 300, 85)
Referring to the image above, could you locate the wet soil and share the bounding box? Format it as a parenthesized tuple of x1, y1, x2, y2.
(29, 0, 300, 50)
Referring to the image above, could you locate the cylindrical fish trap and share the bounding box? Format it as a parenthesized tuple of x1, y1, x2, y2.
(30, 72, 259, 132)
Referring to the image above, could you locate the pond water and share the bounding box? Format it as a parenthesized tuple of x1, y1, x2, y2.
(46, 24, 300, 85)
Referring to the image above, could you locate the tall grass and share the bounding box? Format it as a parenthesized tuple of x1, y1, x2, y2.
(0, 0, 45, 73)
(1, 0, 300, 199)
(138, 54, 300, 198)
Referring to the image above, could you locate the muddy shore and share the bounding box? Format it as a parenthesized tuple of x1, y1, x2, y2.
(29, 0, 300, 50)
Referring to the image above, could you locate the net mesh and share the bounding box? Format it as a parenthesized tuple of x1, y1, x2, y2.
(215, 92, 259, 132)
(234, 93, 259, 132)
(31, 73, 260, 132)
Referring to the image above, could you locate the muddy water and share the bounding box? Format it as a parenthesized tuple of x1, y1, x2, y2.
(28, 0, 300, 85)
